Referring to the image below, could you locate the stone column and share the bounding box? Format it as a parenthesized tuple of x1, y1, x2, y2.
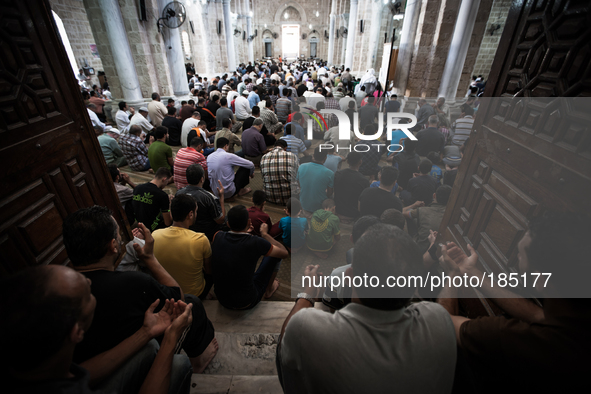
(344, 0, 358, 70)
(366, 0, 384, 70)
(98, 0, 142, 101)
(327, 0, 337, 65)
(245, 0, 254, 63)
(394, 0, 421, 97)
(222, 0, 237, 71)
(438, 0, 481, 100)
(158, 0, 189, 96)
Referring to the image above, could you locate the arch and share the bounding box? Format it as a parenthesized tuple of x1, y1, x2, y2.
(274, 1, 308, 24)
(262, 28, 275, 41)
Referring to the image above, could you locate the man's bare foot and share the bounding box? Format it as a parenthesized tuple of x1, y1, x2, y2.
(238, 187, 252, 196)
(264, 279, 280, 299)
(191, 338, 219, 373)
(313, 251, 329, 259)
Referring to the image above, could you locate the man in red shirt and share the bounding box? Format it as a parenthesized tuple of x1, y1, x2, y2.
(174, 137, 207, 190)
(247, 190, 281, 238)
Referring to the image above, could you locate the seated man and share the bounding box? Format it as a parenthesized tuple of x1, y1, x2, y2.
(438, 212, 591, 393)
(248, 190, 281, 237)
(177, 164, 225, 242)
(119, 125, 150, 172)
(306, 199, 340, 259)
(333, 152, 369, 219)
(212, 205, 289, 309)
(1, 265, 194, 394)
(61, 206, 219, 384)
(174, 136, 207, 190)
(278, 224, 457, 392)
(214, 117, 242, 154)
(242, 106, 275, 147)
(108, 164, 137, 224)
(358, 166, 403, 218)
(208, 137, 255, 199)
(297, 147, 334, 213)
(260, 139, 299, 205)
(96, 126, 127, 167)
(241, 118, 269, 165)
(129, 106, 154, 137)
(153, 194, 213, 300)
(132, 167, 173, 231)
(148, 126, 174, 172)
(400, 159, 440, 206)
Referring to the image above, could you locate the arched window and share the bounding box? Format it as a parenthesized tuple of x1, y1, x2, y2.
(181, 31, 192, 60)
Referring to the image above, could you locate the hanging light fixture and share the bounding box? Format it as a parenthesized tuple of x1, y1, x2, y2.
(315, 10, 319, 17)
(284, 12, 288, 19)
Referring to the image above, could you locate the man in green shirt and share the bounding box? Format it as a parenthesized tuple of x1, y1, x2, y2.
(306, 199, 341, 259)
(148, 126, 174, 172)
(95, 126, 127, 167)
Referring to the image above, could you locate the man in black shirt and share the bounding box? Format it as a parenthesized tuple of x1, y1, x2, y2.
(197, 98, 216, 131)
(212, 205, 289, 310)
(358, 166, 403, 217)
(416, 115, 445, 156)
(132, 167, 173, 231)
(162, 106, 182, 146)
(401, 159, 440, 206)
(334, 152, 370, 218)
(393, 139, 421, 190)
(1, 264, 194, 394)
(177, 163, 226, 241)
(62, 206, 218, 379)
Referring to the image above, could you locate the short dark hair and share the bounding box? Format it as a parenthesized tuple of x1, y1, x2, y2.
(419, 159, 432, 174)
(461, 103, 474, 116)
(171, 193, 197, 222)
(352, 215, 381, 243)
(154, 126, 168, 140)
(107, 163, 119, 182)
(367, 96, 375, 104)
(252, 190, 266, 206)
(167, 106, 176, 115)
(346, 151, 362, 166)
(129, 125, 142, 136)
(168, 98, 175, 103)
(322, 199, 335, 209)
(348, 101, 356, 109)
(313, 146, 328, 162)
(63, 206, 118, 267)
(404, 139, 418, 153)
(189, 136, 205, 148)
(0, 266, 84, 371)
(188, 99, 195, 105)
(227, 205, 249, 231)
(222, 117, 232, 128)
(287, 198, 301, 215)
(185, 164, 204, 185)
(435, 185, 452, 205)
(154, 167, 172, 179)
(353, 224, 422, 309)
(293, 112, 303, 122)
(252, 106, 260, 116)
(427, 151, 440, 164)
(198, 120, 207, 126)
(151, 92, 159, 100)
(220, 97, 228, 106)
(118, 101, 127, 110)
(380, 209, 405, 230)
(216, 137, 229, 149)
(380, 166, 399, 186)
(274, 139, 288, 148)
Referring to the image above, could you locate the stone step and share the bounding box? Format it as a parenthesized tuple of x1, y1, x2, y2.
(201, 301, 329, 376)
(190, 374, 283, 394)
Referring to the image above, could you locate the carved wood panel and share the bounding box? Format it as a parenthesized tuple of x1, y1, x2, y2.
(0, 0, 130, 277)
(439, 0, 591, 317)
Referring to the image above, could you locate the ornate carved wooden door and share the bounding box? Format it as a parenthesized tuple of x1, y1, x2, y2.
(438, 0, 591, 316)
(0, 0, 130, 277)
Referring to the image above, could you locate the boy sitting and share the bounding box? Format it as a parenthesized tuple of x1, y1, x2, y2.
(248, 190, 281, 237)
(279, 198, 308, 253)
(306, 199, 341, 259)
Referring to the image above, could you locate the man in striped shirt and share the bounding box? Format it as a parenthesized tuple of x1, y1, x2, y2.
(451, 104, 475, 146)
(280, 124, 309, 160)
(174, 137, 207, 190)
(276, 91, 293, 123)
(260, 139, 299, 205)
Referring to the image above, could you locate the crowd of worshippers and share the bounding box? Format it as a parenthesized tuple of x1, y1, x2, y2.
(4, 60, 588, 393)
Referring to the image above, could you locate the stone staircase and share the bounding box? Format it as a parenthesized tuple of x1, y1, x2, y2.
(189, 301, 294, 394)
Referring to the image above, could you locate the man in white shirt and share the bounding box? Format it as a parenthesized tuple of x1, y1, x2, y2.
(129, 107, 154, 137)
(278, 224, 457, 394)
(147, 92, 169, 127)
(306, 88, 325, 110)
(115, 101, 135, 133)
(181, 111, 202, 148)
(339, 94, 357, 112)
(234, 90, 252, 121)
(87, 104, 105, 131)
